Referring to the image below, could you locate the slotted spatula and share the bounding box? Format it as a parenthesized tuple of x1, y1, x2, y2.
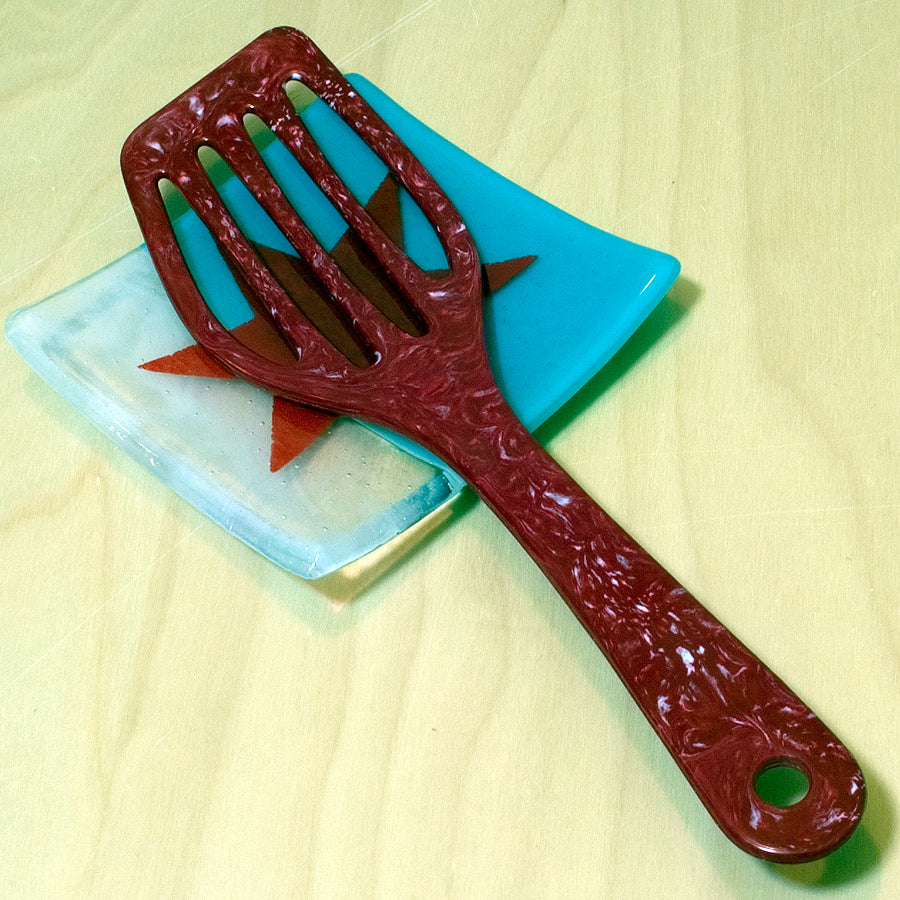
(121, 27, 864, 862)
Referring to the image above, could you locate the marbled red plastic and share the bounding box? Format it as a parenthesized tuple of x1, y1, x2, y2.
(121, 27, 865, 861)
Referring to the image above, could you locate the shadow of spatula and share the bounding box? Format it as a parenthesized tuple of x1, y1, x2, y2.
(120, 27, 864, 862)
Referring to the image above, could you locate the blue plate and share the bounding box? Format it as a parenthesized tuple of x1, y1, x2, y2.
(5, 76, 679, 578)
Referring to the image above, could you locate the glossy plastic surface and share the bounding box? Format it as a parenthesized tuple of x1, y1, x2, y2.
(120, 27, 864, 859)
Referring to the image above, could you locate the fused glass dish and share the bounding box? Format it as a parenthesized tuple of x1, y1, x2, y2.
(5, 76, 679, 578)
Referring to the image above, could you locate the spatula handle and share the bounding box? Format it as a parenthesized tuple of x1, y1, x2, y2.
(429, 400, 865, 862)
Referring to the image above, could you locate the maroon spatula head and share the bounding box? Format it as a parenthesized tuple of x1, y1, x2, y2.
(120, 26, 486, 433)
(121, 28, 865, 862)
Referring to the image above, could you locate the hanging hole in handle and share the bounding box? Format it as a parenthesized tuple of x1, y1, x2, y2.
(754, 760, 811, 808)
